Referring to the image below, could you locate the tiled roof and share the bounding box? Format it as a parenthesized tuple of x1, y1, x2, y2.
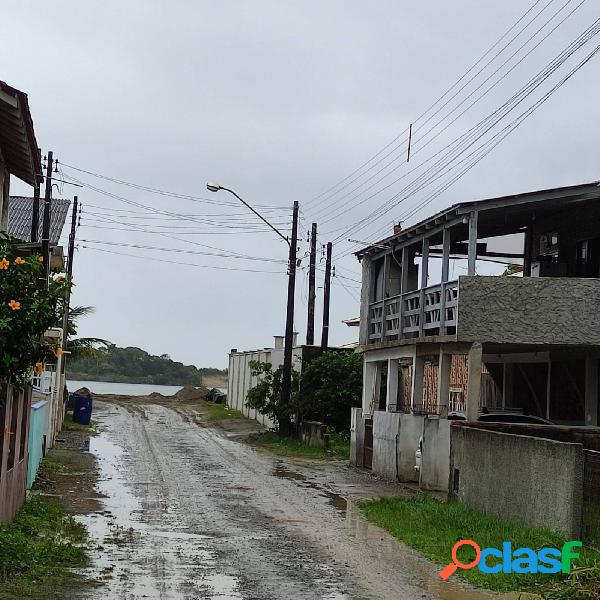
(6, 196, 70, 243)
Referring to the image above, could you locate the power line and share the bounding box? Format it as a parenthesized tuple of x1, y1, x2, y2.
(310, 0, 586, 224)
(303, 0, 561, 210)
(59, 161, 290, 210)
(81, 245, 286, 274)
(78, 239, 289, 264)
(332, 17, 600, 250)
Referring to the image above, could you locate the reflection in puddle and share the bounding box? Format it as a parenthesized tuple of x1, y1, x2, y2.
(79, 407, 244, 599)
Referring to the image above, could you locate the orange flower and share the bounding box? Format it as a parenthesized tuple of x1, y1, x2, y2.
(14, 257, 25, 265)
(8, 300, 20, 311)
(52, 347, 63, 358)
(0, 258, 9, 270)
(34, 363, 44, 375)
(37, 255, 44, 263)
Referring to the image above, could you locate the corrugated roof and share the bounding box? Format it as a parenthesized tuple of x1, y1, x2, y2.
(7, 196, 70, 243)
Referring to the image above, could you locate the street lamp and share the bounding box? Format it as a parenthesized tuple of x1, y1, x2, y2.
(206, 182, 299, 419)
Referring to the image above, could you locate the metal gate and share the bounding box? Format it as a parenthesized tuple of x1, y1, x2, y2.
(363, 419, 373, 469)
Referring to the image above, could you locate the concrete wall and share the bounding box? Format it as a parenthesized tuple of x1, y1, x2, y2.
(397, 414, 424, 482)
(458, 276, 600, 346)
(372, 411, 401, 481)
(450, 425, 584, 537)
(227, 345, 304, 429)
(350, 408, 365, 467)
(420, 418, 450, 491)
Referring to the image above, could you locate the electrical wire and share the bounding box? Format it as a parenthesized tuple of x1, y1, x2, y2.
(81, 245, 287, 274)
(332, 18, 600, 251)
(303, 0, 562, 211)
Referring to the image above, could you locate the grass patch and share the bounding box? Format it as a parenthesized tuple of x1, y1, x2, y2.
(247, 430, 350, 460)
(206, 403, 245, 422)
(0, 494, 89, 597)
(62, 416, 98, 434)
(360, 494, 600, 594)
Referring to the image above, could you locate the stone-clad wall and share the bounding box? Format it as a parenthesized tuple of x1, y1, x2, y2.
(457, 276, 600, 346)
(450, 424, 584, 537)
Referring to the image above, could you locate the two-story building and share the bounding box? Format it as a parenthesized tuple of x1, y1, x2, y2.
(350, 181, 600, 490)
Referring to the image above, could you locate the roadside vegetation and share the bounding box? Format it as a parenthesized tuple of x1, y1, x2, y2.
(248, 429, 350, 460)
(360, 495, 600, 596)
(206, 403, 244, 422)
(244, 351, 360, 457)
(0, 495, 89, 598)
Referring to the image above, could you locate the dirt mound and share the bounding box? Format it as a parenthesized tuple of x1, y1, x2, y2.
(172, 385, 209, 402)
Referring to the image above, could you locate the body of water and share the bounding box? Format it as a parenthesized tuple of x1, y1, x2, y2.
(67, 380, 183, 397)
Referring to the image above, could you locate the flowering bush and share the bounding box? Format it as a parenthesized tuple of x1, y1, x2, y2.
(0, 233, 70, 389)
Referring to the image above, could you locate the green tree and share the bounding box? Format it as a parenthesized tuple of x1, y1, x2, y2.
(246, 361, 300, 435)
(298, 351, 363, 430)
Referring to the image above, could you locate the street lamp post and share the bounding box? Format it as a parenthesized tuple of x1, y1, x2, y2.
(206, 183, 299, 416)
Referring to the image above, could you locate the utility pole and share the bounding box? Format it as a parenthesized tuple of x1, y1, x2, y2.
(41, 150, 54, 282)
(31, 149, 42, 242)
(61, 196, 78, 352)
(306, 222, 317, 345)
(321, 241, 332, 348)
(281, 201, 299, 412)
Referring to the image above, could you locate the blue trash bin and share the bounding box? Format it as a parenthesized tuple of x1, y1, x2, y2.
(73, 395, 93, 425)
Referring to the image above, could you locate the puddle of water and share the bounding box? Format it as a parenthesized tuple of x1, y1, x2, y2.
(79, 405, 246, 599)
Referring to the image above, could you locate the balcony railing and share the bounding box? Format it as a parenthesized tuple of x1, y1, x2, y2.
(368, 280, 458, 343)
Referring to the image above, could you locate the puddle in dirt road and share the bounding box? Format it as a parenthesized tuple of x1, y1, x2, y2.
(78, 405, 245, 599)
(272, 462, 516, 600)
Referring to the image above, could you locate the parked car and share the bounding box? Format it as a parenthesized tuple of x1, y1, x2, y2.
(415, 411, 554, 473)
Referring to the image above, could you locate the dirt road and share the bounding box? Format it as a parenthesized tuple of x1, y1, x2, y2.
(79, 401, 505, 600)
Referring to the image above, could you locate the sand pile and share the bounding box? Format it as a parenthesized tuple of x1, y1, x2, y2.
(172, 385, 209, 402)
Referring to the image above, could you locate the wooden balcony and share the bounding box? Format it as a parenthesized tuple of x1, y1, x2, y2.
(368, 280, 459, 343)
(367, 276, 600, 347)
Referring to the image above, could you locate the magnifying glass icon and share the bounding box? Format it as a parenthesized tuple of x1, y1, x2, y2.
(439, 540, 481, 580)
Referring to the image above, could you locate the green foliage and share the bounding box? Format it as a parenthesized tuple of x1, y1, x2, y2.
(298, 351, 363, 430)
(65, 306, 111, 359)
(0, 233, 71, 388)
(247, 431, 349, 460)
(360, 495, 600, 593)
(246, 361, 300, 434)
(0, 494, 87, 583)
(206, 404, 244, 422)
(501, 264, 524, 276)
(245, 351, 362, 434)
(67, 344, 227, 386)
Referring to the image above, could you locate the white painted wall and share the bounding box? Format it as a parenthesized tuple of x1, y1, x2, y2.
(227, 337, 303, 429)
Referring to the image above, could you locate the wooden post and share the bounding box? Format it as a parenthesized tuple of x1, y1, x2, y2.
(440, 227, 451, 334)
(399, 247, 408, 339)
(419, 238, 429, 337)
(359, 257, 371, 346)
(387, 358, 399, 412)
(411, 354, 425, 412)
(321, 241, 332, 348)
(466, 342, 482, 421)
(467, 211, 478, 276)
(437, 350, 451, 418)
(41, 151, 54, 283)
(306, 222, 317, 345)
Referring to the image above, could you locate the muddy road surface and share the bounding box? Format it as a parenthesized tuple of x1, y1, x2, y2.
(79, 402, 506, 600)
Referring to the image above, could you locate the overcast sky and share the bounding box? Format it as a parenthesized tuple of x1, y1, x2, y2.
(2, 1, 599, 368)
